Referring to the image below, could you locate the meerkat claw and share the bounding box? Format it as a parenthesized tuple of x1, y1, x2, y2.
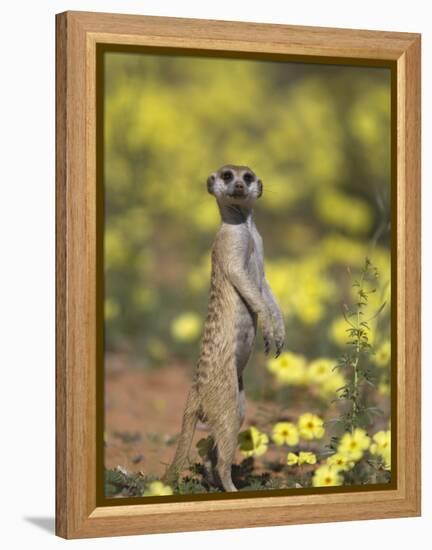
(275, 340, 284, 358)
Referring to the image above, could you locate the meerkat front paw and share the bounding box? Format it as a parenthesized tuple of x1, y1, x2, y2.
(273, 320, 285, 358)
(259, 309, 275, 356)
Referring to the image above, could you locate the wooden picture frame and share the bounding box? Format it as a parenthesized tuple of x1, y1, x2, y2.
(55, 10, 421, 539)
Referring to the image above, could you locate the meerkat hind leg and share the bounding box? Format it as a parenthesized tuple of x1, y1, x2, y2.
(211, 376, 246, 492)
(211, 412, 241, 492)
(216, 431, 239, 492)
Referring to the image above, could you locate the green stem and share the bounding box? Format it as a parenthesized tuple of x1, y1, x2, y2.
(351, 268, 366, 432)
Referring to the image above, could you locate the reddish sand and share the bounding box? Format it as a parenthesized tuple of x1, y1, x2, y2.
(105, 360, 263, 478)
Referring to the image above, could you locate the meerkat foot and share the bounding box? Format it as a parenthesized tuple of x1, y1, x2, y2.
(214, 434, 239, 492)
(222, 479, 238, 492)
(217, 463, 238, 492)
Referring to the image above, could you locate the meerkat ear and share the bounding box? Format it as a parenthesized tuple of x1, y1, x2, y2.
(257, 179, 263, 198)
(207, 174, 216, 195)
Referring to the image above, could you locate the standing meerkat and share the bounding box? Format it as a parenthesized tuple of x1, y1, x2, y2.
(164, 164, 285, 492)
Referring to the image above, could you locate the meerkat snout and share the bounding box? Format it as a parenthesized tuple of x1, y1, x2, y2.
(233, 180, 245, 194)
(207, 164, 263, 204)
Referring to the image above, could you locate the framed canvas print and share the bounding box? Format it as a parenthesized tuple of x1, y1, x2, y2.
(55, 11, 421, 539)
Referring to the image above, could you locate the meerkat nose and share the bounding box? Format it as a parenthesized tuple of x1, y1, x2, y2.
(234, 181, 244, 190)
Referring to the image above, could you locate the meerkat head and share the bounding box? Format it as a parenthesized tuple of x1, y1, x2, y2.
(207, 164, 263, 207)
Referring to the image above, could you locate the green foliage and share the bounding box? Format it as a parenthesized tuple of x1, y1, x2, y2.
(333, 258, 386, 435)
(105, 466, 158, 497)
(105, 457, 283, 496)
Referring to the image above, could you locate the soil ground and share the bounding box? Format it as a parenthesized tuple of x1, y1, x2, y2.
(104, 358, 261, 479)
(104, 355, 390, 483)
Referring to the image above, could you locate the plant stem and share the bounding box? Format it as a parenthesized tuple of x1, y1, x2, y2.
(350, 266, 367, 432)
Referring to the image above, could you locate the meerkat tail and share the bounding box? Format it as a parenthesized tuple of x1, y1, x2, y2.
(164, 388, 199, 484)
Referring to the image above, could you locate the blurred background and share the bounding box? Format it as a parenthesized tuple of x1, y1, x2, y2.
(103, 51, 392, 489)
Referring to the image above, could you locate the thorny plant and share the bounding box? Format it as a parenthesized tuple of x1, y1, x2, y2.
(330, 258, 386, 443)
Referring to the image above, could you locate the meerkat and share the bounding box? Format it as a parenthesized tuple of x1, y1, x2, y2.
(164, 164, 285, 492)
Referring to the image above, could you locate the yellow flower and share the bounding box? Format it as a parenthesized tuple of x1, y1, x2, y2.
(312, 465, 343, 487)
(321, 234, 369, 269)
(305, 358, 347, 397)
(287, 452, 299, 466)
(272, 422, 299, 446)
(370, 430, 390, 454)
(238, 426, 269, 457)
(320, 372, 346, 396)
(142, 481, 173, 496)
(383, 455, 391, 470)
(326, 453, 355, 472)
(329, 316, 350, 347)
(133, 286, 158, 311)
(298, 413, 325, 440)
(299, 451, 317, 465)
(286, 451, 317, 466)
(291, 269, 334, 325)
(338, 429, 371, 461)
(171, 312, 201, 342)
(307, 358, 334, 384)
(370, 430, 391, 470)
(191, 198, 219, 231)
(378, 382, 390, 396)
(105, 298, 120, 321)
(372, 341, 391, 367)
(315, 191, 372, 235)
(295, 296, 325, 325)
(267, 352, 307, 385)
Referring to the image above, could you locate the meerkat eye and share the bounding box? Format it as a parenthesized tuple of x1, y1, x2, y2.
(221, 171, 233, 182)
(243, 172, 254, 185)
